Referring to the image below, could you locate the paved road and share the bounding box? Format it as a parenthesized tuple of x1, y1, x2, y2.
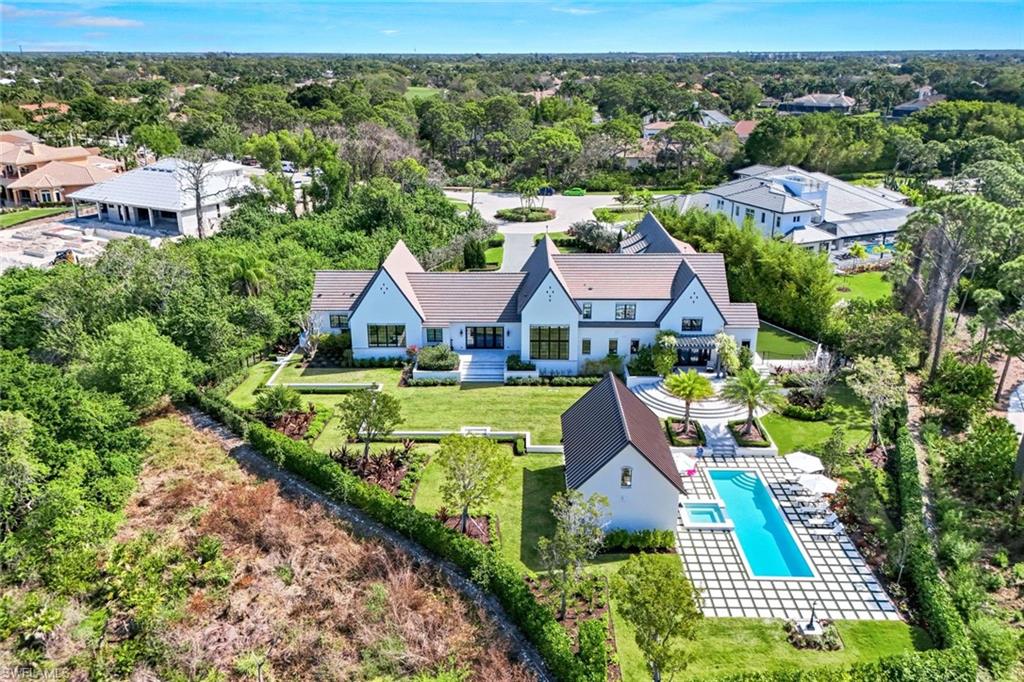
(446, 189, 614, 235)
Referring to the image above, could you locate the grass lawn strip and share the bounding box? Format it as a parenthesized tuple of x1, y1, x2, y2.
(758, 322, 816, 360)
(834, 271, 892, 302)
(0, 206, 70, 228)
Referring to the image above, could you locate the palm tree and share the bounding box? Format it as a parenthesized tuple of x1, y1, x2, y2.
(720, 368, 785, 437)
(849, 242, 869, 261)
(229, 256, 271, 297)
(664, 370, 714, 433)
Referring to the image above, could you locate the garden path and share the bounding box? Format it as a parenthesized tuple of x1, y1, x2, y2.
(181, 408, 554, 682)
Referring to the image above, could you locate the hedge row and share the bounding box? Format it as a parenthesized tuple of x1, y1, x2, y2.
(187, 389, 605, 682)
(602, 528, 674, 553)
(506, 376, 605, 387)
(303, 406, 334, 443)
(405, 377, 459, 387)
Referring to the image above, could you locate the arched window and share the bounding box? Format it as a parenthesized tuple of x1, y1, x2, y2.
(620, 467, 633, 489)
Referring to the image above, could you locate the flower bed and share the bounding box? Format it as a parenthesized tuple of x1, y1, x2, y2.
(728, 418, 773, 447)
(664, 418, 706, 446)
(496, 207, 555, 222)
(782, 397, 836, 421)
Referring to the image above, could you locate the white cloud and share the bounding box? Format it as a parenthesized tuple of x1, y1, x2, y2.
(1, 4, 142, 28)
(63, 15, 143, 27)
(380, 29, 399, 35)
(550, 5, 602, 15)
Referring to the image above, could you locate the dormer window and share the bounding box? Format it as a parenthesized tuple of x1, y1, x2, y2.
(615, 303, 636, 321)
(620, 467, 633, 488)
(582, 303, 592, 320)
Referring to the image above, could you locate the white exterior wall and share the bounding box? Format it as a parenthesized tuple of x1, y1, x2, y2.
(448, 322, 522, 352)
(696, 192, 817, 239)
(349, 271, 422, 358)
(579, 299, 666, 323)
(729, 326, 759, 353)
(312, 310, 350, 335)
(578, 327, 658, 363)
(175, 202, 232, 237)
(576, 444, 680, 531)
(521, 271, 580, 373)
(658, 279, 725, 336)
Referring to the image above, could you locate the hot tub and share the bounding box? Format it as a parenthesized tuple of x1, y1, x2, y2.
(680, 499, 733, 530)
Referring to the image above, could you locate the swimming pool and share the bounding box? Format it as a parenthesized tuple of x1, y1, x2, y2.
(709, 469, 814, 579)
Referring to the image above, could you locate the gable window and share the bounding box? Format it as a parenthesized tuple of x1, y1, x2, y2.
(329, 313, 349, 329)
(581, 338, 592, 355)
(608, 338, 618, 355)
(425, 327, 444, 344)
(614, 303, 636, 321)
(530, 325, 569, 360)
(620, 467, 633, 488)
(367, 324, 406, 347)
(681, 318, 703, 332)
(582, 302, 592, 320)
(630, 339, 641, 354)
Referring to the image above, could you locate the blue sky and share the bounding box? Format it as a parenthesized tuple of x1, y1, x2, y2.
(1, 1, 1021, 53)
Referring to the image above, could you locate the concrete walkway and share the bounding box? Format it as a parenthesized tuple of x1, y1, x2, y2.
(182, 408, 554, 682)
(446, 190, 612, 235)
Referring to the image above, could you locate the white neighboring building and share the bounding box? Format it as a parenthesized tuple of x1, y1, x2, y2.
(68, 158, 252, 237)
(561, 372, 684, 531)
(675, 165, 914, 252)
(310, 213, 759, 379)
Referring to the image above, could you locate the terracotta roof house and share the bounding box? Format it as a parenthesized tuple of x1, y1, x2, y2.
(0, 130, 39, 145)
(17, 102, 70, 121)
(5, 159, 120, 206)
(562, 372, 684, 530)
(68, 158, 252, 237)
(733, 120, 758, 141)
(676, 164, 914, 252)
(642, 121, 676, 139)
(310, 213, 758, 382)
(778, 93, 856, 115)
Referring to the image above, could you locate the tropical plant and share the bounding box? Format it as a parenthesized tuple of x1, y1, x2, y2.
(612, 554, 702, 682)
(436, 435, 512, 534)
(254, 384, 302, 423)
(538, 490, 609, 619)
(228, 255, 272, 297)
(847, 355, 904, 449)
(720, 368, 784, 436)
(713, 331, 739, 376)
(664, 370, 714, 433)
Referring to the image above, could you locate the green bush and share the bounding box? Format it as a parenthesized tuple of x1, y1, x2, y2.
(602, 528, 675, 553)
(581, 353, 623, 377)
(416, 344, 459, 371)
(575, 618, 608, 682)
(505, 376, 604, 387)
(514, 437, 526, 455)
(781, 399, 835, 421)
(506, 355, 536, 371)
(923, 356, 995, 430)
(968, 617, 1021, 679)
(304, 405, 334, 443)
(943, 414, 1019, 506)
(626, 345, 656, 376)
(496, 207, 555, 222)
(405, 377, 459, 387)
(228, 417, 596, 681)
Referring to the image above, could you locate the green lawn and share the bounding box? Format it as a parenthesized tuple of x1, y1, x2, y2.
(834, 271, 892, 302)
(448, 198, 470, 211)
(0, 206, 69, 228)
(485, 245, 503, 268)
(404, 86, 442, 100)
(758, 322, 816, 360)
(593, 208, 644, 222)
(276, 361, 392, 385)
(414, 450, 563, 573)
(761, 381, 873, 455)
(230, 363, 587, 445)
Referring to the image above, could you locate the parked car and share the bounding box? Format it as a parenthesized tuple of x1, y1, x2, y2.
(563, 187, 587, 196)
(539, 185, 555, 196)
(281, 160, 297, 173)
(240, 156, 259, 167)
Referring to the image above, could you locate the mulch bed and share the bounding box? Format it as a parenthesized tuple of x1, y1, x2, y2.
(668, 420, 701, 442)
(437, 513, 493, 545)
(331, 442, 418, 495)
(729, 422, 768, 443)
(273, 406, 316, 440)
(525, 574, 620, 681)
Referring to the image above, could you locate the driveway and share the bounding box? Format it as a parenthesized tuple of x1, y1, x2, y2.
(445, 190, 615, 235)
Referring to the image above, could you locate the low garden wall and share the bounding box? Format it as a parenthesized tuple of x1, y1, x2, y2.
(623, 365, 660, 389)
(411, 366, 461, 381)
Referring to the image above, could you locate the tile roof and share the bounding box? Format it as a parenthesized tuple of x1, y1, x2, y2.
(893, 94, 946, 112)
(552, 253, 685, 299)
(619, 213, 695, 255)
(0, 141, 93, 166)
(704, 176, 819, 214)
(721, 302, 760, 328)
(380, 239, 425, 319)
(6, 160, 118, 190)
(68, 158, 251, 212)
(310, 270, 375, 310)
(562, 373, 684, 492)
(517, 235, 577, 313)
(407, 272, 525, 324)
(0, 130, 39, 144)
(733, 120, 758, 139)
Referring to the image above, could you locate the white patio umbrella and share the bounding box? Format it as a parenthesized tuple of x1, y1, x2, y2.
(785, 451, 824, 474)
(797, 473, 838, 496)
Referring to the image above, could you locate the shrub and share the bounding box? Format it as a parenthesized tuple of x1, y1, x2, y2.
(602, 528, 675, 553)
(626, 345, 656, 376)
(575, 618, 608, 682)
(506, 355, 536, 371)
(505, 375, 604, 387)
(405, 377, 459, 387)
(496, 207, 554, 222)
(320, 332, 352, 354)
(416, 344, 459, 371)
(923, 356, 995, 430)
(303, 405, 334, 443)
(563, 187, 586, 196)
(514, 437, 526, 455)
(551, 376, 604, 386)
(581, 353, 623, 377)
(572, 220, 619, 253)
(254, 385, 302, 423)
(943, 414, 1018, 505)
(463, 239, 487, 269)
(781, 399, 835, 421)
(968, 617, 1020, 679)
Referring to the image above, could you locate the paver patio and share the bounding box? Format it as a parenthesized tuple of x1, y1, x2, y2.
(676, 454, 900, 622)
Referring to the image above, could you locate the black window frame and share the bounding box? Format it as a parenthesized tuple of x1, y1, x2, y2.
(608, 338, 618, 355)
(425, 327, 444, 344)
(629, 338, 641, 354)
(620, 467, 633, 488)
(681, 317, 703, 332)
(329, 313, 349, 330)
(582, 302, 592, 320)
(581, 338, 591, 355)
(367, 324, 406, 348)
(614, 303, 636, 321)
(529, 325, 570, 360)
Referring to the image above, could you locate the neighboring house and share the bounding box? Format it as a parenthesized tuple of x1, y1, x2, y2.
(778, 93, 856, 115)
(891, 88, 946, 119)
(676, 165, 914, 251)
(68, 157, 252, 236)
(733, 120, 758, 141)
(618, 137, 659, 169)
(642, 121, 675, 139)
(17, 102, 70, 121)
(310, 213, 758, 379)
(561, 372, 685, 531)
(698, 109, 734, 128)
(1, 139, 100, 179)
(5, 159, 119, 205)
(0, 130, 38, 145)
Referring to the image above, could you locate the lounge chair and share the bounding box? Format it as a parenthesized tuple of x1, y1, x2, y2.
(806, 512, 839, 527)
(808, 525, 844, 539)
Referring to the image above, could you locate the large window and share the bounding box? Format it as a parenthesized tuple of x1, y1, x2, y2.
(367, 324, 406, 347)
(615, 303, 636, 320)
(582, 303, 592, 320)
(329, 313, 349, 330)
(681, 318, 703, 332)
(425, 327, 444, 344)
(530, 325, 570, 360)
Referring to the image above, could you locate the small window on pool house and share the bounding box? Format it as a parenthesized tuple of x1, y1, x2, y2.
(620, 466, 633, 488)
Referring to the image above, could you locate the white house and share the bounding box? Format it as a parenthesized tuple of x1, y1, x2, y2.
(68, 158, 252, 237)
(561, 372, 684, 531)
(310, 213, 759, 381)
(677, 165, 914, 252)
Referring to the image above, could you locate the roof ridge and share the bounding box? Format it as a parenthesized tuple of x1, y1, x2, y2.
(608, 373, 632, 445)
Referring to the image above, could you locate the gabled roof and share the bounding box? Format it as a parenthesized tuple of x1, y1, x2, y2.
(0, 130, 39, 144)
(6, 159, 118, 190)
(408, 272, 525, 324)
(785, 93, 855, 108)
(310, 270, 376, 311)
(733, 120, 758, 139)
(380, 239, 425, 319)
(517, 235, 579, 313)
(619, 213, 695, 255)
(562, 373, 684, 492)
(0, 141, 93, 166)
(893, 94, 946, 112)
(704, 176, 820, 214)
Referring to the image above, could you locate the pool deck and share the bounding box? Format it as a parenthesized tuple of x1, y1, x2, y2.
(676, 455, 900, 622)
